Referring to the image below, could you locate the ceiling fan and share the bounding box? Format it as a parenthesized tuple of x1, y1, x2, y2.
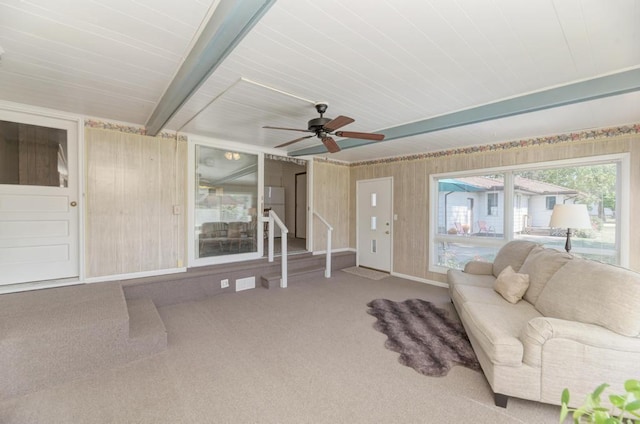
(263, 102, 385, 153)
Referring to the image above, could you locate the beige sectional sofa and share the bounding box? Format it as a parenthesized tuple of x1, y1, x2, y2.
(447, 240, 640, 408)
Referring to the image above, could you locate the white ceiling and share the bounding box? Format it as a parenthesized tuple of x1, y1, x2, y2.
(1, 0, 639, 163)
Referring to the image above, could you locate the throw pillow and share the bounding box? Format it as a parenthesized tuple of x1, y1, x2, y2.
(493, 265, 530, 304)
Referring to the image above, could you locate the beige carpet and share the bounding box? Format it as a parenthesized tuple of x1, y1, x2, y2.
(342, 266, 389, 280)
(0, 272, 564, 423)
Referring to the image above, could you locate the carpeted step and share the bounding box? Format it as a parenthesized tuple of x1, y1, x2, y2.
(0, 283, 129, 399)
(125, 298, 167, 356)
(261, 265, 326, 288)
(0, 283, 167, 400)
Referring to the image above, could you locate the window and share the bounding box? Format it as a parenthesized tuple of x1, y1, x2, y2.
(487, 193, 498, 216)
(431, 156, 626, 272)
(546, 196, 556, 210)
(0, 120, 68, 187)
(193, 145, 260, 260)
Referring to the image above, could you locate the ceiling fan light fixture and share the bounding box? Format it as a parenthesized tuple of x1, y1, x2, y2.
(224, 151, 241, 160)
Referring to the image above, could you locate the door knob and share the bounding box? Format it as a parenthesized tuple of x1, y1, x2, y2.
(70, 201, 77, 207)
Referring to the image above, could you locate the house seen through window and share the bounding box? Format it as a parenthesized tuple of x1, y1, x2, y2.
(431, 159, 623, 271)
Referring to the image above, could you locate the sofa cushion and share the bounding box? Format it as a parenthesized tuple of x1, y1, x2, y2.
(458, 301, 542, 366)
(535, 259, 640, 337)
(492, 240, 539, 277)
(519, 246, 573, 304)
(451, 285, 507, 308)
(493, 266, 529, 304)
(447, 269, 495, 288)
(463, 261, 494, 275)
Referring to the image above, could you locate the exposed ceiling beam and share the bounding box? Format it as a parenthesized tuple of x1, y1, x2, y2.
(145, 0, 276, 136)
(208, 164, 258, 185)
(288, 68, 640, 157)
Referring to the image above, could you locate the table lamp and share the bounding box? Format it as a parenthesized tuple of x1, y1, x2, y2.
(549, 204, 592, 253)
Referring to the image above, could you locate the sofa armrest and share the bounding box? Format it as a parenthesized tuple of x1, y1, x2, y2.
(520, 317, 640, 367)
(463, 261, 493, 275)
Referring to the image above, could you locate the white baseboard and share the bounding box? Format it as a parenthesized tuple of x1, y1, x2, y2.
(390, 271, 449, 289)
(0, 278, 81, 295)
(313, 247, 356, 255)
(84, 267, 187, 284)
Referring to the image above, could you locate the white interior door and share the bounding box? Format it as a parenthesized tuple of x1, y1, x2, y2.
(295, 172, 307, 238)
(0, 111, 79, 286)
(357, 177, 392, 272)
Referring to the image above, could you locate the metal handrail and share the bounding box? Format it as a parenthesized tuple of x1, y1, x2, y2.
(265, 210, 288, 288)
(313, 212, 333, 278)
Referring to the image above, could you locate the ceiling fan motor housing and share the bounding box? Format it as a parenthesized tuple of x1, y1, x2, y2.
(308, 117, 331, 132)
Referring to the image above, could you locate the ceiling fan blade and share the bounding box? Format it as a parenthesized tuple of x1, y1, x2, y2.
(263, 126, 312, 133)
(275, 135, 314, 148)
(323, 115, 354, 132)
(321, 136, 341, 153)
(334, 131, 385, 141)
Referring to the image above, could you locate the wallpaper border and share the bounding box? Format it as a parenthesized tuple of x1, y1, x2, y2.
(348, 123, 640, 167)
(84, 119, 188, 142)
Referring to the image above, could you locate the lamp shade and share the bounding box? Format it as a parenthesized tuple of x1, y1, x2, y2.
(549, 204, 592, 229)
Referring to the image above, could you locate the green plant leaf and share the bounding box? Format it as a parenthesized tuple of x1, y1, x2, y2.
(623, 400, 640, 412)
(593, 410, 610, 423)
(559, 403, 569, 423)
(573, 408, 587, 422)
(624, 380, 640, 392)
(593, 383, 610, 399)
(610, 394, 626, 408)
(562, 388, 571, 405)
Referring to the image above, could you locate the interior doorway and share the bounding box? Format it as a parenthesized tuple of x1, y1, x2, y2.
(263, 156, 308, 255)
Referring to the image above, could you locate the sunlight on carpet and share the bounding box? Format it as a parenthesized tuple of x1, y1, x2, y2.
(342, 266, 389, 280)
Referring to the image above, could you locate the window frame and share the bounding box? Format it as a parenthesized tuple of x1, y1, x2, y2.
(428, 154, 630, 274)
(545, 196, 556, 210)
(187, 138, 265, 267)
(487, 192, 498, 216)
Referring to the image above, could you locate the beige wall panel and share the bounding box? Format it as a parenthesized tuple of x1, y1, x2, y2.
(264, 159, 283, 187)
(85, 128, 186, 278)
(348, 136, 639, 284)
(312, 160, 349, 251)
(628, 139, 640, 271)
(85, 130, 118, 277)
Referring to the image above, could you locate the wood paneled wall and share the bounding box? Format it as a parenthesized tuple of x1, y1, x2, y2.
(85, 128, 186, 278)
(84, 127, 638, 282)
(312, 160, 350, 251)
(349, 135, 640, 283)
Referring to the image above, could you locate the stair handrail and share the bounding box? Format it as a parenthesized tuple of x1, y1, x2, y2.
(313, 212, 333, 278)
(265, 210, 288, 288)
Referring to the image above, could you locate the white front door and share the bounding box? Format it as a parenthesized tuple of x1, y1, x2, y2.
(0, 111, 79, 286)
(357, 177, 392, 272)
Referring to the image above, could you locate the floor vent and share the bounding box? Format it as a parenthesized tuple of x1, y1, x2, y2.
(235, 276, 256, 292)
